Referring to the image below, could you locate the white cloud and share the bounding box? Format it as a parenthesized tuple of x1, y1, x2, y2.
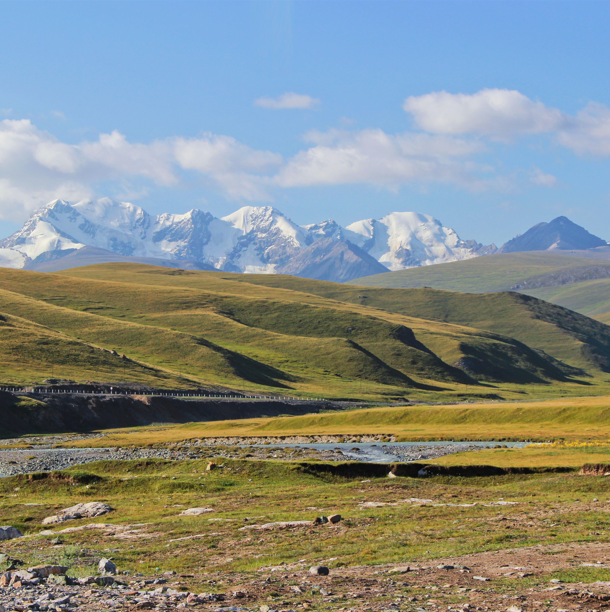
(254, 92, 320, 110)
(174, 134, 282, 200)
(0, 119, 288, 219)
(403, 88, 610, 158)
(50, 110, 66, 120)
(530, 167, 557, 187)
(80, 130, 176, 185)
(557, 102, 610, 156)
(404, 89, 567, 138)
(275, 128, 494, 191)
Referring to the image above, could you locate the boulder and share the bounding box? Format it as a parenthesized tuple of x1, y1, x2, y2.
(27, 565, 68, 578)
(0, 526, 23, 540)
(42, 502, 113, 525)
(11, 570, 35, 582)
(47, 574, 71, 586)
(328, 514, 342, 524)
(179, 508, 214, 516)
(98, 558, 117, 575)
(309, 565, 329, 576)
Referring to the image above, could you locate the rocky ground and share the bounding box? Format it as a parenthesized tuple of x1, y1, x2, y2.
(1, 542, 610, 611)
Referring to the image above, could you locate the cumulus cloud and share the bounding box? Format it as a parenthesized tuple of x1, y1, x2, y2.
(254, 92, 320, 110)
(556, 102, 610, 156)
(0, 119, 283, 219)
(274, 128, 494, 191)
(174, 134, 282, 200)
(404, 89, 568, 138)
(403, 88, 610, 158)
(530, 167, 557, 187)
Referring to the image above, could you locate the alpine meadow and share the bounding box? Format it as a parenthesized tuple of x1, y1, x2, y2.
(3, 2, 610, 611)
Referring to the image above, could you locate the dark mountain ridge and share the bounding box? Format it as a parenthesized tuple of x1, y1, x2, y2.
(499, 216, 607, 253)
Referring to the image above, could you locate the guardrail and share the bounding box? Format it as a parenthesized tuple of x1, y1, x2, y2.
(0, 387, 324, 401)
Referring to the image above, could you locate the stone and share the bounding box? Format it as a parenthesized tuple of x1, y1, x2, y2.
(179, 508, 214, 516)
(12, 569, 35, 582)
(206, 462, 216, 471)
(28, 565, 68, 578)
(437, 564, 454, 570)
(42, 502, 113, 525)
(0, 526, 23, 540)
(0, 572, 10, 586)
(94, 575, 115, 586)
(98, 558, 117, 575)
(309, 566, 329, 576)
(328, 514, 341, 524)
(47, 573, 70, 585)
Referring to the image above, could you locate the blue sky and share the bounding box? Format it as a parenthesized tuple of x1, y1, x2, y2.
(1, 0, 610, 246)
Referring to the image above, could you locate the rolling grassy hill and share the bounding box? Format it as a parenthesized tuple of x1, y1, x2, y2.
(2, 263, 610, 401)
(523, 279, 610, 324)
(348, 252, 610, 293)
(345, 251, 610, 326)
(208, 272, 610, 376)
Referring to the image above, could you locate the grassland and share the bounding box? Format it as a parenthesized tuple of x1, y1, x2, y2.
(2, 456, 610, 582)
(64, 395, 610, 448)
(2, 263, 610, 402)
(348, 252, 610, 292)
(212, 271, 610, 376)
(345, 251, 610, 326)
(525, 278, 610, 323)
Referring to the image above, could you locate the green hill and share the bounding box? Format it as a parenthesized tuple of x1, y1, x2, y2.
(1, 263, 609, 401)
(348, 252, 610, 293)
(521, 279, 610, 324)
(207, 272, 610, 376)
(345, 251, 610, 325)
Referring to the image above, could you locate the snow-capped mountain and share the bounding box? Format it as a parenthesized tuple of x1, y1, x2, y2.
(0, 198, 496, 281)
(346, 211, 495, 271)
(221, 206, 310, 273)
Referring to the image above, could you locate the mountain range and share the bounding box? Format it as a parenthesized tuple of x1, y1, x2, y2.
(0, 198, 494, 282)
(0, 198, 605, 282)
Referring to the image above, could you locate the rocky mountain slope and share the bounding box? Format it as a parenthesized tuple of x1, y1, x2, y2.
(0, 199, 495, 281)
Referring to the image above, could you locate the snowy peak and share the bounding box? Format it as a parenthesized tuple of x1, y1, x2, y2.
(223, 206, 308, 247)
(304, 219, 346, 241)
(0, 198, 496, 280)
(221, 206, 310, 273)
(346, 211, 493, 270)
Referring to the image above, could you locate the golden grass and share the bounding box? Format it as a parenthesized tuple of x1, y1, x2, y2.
(67, 395, 610, 448)
(431, 442, 610, 468)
